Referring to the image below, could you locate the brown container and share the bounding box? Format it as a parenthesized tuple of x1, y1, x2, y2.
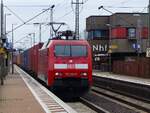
(131, 61, 139, 77)
(114, 61, 121, 74)
(139, 58, 150, 78)
(86, 16, 109, 31)
(120, 61, 125, 75)
(116, 62, 120, 74)
(113, 57, 150, 78)
(109, 13, 148, 27)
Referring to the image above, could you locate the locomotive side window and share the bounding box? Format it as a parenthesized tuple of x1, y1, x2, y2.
(55, 45, 87, 57)
(71, 46, 87, 57)
(55, 45, 70, 56)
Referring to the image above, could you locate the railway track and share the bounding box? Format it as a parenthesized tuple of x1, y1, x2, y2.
(67, 101, 97, 113)
(93, 76, 150, 103)
(79, 76, 150, 113)
(81, 89, 149, 113)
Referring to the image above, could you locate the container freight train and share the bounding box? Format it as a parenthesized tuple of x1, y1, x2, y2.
(14, 37, 92, 98)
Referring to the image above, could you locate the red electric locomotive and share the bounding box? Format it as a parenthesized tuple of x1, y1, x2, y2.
(14, 30, 92, 97)
(38, 37, 92, 97)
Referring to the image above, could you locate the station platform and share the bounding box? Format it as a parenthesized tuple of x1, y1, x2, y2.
(0, 65, 77, 113)
(93, 70, 150, 86)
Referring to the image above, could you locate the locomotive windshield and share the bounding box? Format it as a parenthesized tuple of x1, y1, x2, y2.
(55, 45, 87, 57)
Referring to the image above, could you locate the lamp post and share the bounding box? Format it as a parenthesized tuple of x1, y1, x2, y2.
(33, 23, 45, 42)
(133, 14, 142, 57)
(106, 24, 112, 72)
(50, 5, 55, 38)
(4, 13, 11, 37)
(28, 33, 35, 47)
(24, 39, 30, 49)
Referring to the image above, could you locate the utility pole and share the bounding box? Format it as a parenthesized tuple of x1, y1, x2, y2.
(0, 0, 4, 46)
(148, 0, 150, 48)
(137, 17, 142, 57)
(0, 0, 5, 85)
(133, 14, 142, 57)
(4, 14, 11, 38)
(72, 0, 83, 40)
(33, 33, 35, 45)
(11, 24, 14, 74)
(34, 23, 45, 42)
(50, 5, 55, 38)
(106, 24, 112, 72)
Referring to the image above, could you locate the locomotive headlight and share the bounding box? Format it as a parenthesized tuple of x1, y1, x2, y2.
(81, 72, 88, 76)
(55, 73, 59, 76)
(55, 72, 62, 76)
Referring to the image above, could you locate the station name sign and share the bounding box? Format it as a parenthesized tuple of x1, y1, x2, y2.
(88, 40, 109, 53)
(88, 40, 109, 62)
(93, 44, 108, 52)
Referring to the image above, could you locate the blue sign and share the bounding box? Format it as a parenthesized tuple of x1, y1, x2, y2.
(132, 43, 140, 50)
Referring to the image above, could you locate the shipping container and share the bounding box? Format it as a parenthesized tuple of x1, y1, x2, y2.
(23, 49, 30, 70)
(113, 57, 150, 78)
(16, 54, 21, 66)
(113, 61, 119, 74)
(127, 28, 136, 39)
(111, 27, 127, 39)
(30, 47, 34, 72)
(32, 43, 44, 75)
(87, 30, 109, 40)
(138, 58, 150, 78)
(141, 27, 148, 39)
(109, 13, 148, 28)
(86, 16, 109, 31)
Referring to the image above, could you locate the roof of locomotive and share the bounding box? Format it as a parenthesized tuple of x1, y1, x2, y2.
(40, 39, 90, 50)
(47, 39, 89, 47)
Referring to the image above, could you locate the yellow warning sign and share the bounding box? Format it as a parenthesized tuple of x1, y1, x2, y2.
(0, 48, 6, 54)
(110, 45, 118, 49)
(108, 49, 112, 53)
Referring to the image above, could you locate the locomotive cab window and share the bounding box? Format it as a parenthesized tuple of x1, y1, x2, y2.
(54, 45, 70, 57)
(71, 46, 87, 57)
(54, 45, 87, 57)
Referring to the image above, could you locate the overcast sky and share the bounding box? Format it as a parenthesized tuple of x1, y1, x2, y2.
(3, 0, 149, 49)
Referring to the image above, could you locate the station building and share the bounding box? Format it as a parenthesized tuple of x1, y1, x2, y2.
(86, 13, 149, 71)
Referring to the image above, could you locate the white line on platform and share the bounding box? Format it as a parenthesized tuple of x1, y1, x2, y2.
(15, 65, 77, 113)
(15, 66, 51, 113)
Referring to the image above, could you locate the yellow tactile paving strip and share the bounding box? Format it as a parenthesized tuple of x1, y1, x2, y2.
(0, 70, 45, 113)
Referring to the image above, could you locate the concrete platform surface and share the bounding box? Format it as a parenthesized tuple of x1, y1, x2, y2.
(93, 71, 150, 86)
(0, 69, 45, 113)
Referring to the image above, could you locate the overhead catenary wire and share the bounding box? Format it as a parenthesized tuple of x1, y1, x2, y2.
(98, 6, 137, 26)
(12, 1, 71, 47)
(15, 11, 50, 45)
(14, 35, 29, 44)
(55, 10, 74, 21)
(104, 6, 147, 9)
(4, 5, 50, 7)
(139, 7, 147, 13)
(5, 6, 25, 23)
(6, 7, 51, 35)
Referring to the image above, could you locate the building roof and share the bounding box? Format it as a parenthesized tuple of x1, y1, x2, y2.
(87, 12, 148, 18)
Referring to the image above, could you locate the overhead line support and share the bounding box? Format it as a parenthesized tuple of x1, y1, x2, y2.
(72, 0, 83, 40)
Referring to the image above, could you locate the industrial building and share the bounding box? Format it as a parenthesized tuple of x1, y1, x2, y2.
(86, 13, 149, 71)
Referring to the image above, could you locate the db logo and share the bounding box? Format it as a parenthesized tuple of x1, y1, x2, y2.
(67, 64, 75, 69)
